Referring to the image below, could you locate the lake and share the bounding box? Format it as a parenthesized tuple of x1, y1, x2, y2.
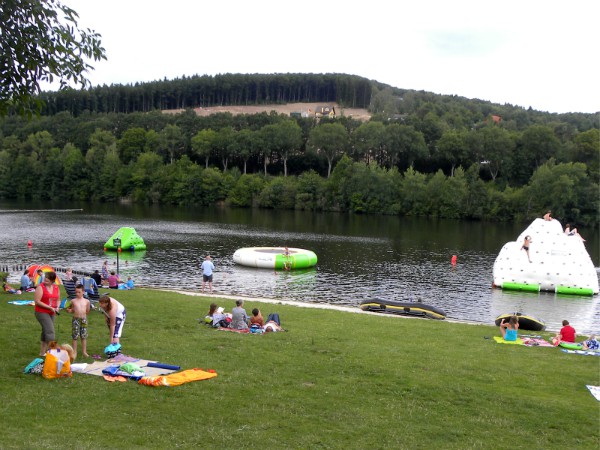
(1, 201, 598, 334)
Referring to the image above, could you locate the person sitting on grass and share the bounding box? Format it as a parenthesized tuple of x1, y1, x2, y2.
(20, 270, 33, 291)
(108, 271, 121, 289)
(231, 299, 249, 330)
(556, 319, 576, 343)
(250, 308, 264, 327)
(499, 315, 519, 341)
(204, 303, 224, 326)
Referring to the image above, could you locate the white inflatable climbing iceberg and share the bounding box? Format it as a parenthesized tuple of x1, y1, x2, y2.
(493, 218, 599, 295)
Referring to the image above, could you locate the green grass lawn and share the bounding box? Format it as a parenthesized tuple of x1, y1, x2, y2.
(1, 288, 598, 449)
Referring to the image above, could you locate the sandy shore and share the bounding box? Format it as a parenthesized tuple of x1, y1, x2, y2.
(152, 287, 487, 328)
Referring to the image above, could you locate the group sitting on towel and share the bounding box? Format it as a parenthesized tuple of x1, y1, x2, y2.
(551, 320, 599, 350)
(498, 316, 599, 350)
(204, 300, 283, 332)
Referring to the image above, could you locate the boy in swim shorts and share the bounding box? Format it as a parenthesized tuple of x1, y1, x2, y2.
(66, 284, 91, 359)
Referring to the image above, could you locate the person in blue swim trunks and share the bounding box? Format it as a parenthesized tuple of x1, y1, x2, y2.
(581, 335, 599, 351)
(499, 315, 519, 341)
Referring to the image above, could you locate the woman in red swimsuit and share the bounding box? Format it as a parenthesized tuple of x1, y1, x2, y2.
(33, 271, 60, 356)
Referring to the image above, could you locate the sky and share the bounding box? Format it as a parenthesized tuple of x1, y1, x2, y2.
(59, 0, 599, 114)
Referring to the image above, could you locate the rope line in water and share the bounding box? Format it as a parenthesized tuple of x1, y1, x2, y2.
(0, 265, 93, 277)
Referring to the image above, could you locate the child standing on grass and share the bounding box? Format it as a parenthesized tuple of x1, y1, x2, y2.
(66, 284, 90, 359)
(499, 315, 519, 341)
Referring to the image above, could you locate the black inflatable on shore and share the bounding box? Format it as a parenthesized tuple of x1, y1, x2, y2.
(360, 299, 446, 320)
(494, 312, 546, 331)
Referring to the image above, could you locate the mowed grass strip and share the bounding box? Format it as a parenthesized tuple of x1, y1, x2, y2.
(1, 288, 598, 449)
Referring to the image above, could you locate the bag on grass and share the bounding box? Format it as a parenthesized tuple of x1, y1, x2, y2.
(24, 357, 45, 374)
(42, 349, 72, 379)
(104, 343, 122, 358)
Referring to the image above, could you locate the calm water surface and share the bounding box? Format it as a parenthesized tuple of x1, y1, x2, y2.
(1, 202, 598, 334)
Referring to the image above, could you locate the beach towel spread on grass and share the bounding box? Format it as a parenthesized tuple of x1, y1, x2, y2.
(561, 349, 600, 356)
(217, 327, 250, 334)
(74, 355, 181, 377)
(521, 338, 554, 347)
(138, 368, 218, 386)
(8, 300, 34, 306)
(493, 337, 524, 345)
(493, 336, 553, 347)
(586, 385, 600, 401)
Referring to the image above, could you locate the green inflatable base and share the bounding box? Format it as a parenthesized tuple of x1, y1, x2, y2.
(502, 282, 540, 292)
(555, 286, 594, 296)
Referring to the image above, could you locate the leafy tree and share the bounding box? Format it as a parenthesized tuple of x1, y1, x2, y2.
(96, 148, 121, 201)
(520, 125, 560, 168)
(296, 170, 326, 210)
(214, 126, 235, 172)
(370, 86, 401, 115)
(417, 111, 446, 150)
(347, 164, 399, 214)
(261, 120, 302, 177)
(39, 146, 63, 199)
(118, 127, 147, 164)
(352, 121, 385, 164)
(0, 150, 14, 197)
(0, 0, 106, 116)
(228, 173, 266, 207)
(399, 167, 428, 216)
(156, 155, 195, 205)
(160, 124, 184, 164)
(527, 160, 595, 225)
(85, 129, 116, 189)
(479, 126, 515, 181)
(144, 129, 162, 155)
(234, 128, 260, 174)
(130, 152, 163, 202)
(23, 130, 55, 161)
(436, 129, 468, 176)
(197, 167, 235, 205)
(389, 124, 428, 171)
(0, 134, 22, 160)
(308, 122, 348, 178)
(328, 154, 357, 210)
(61, 142, 87, 199)
(191, 129, 217, 169)
(463, 164, 490, 219)
(258, 176, 298, 209)
(572, 129, 599, 179)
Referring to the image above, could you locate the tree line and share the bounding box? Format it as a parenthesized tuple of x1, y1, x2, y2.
(0, 100, 597, 226)
(37, 73, 374, 116)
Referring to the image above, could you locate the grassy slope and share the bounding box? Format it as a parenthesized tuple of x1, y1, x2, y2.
(1, 288, 598, 449)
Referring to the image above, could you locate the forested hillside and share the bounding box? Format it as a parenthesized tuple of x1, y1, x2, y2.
(1, 73, 598, 227)
(39, 73, 373, 115)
